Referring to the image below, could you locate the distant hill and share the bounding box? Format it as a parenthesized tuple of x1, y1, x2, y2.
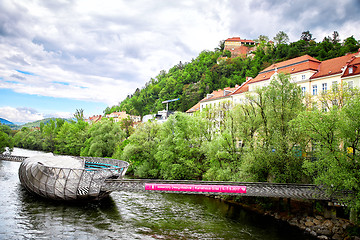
(19, 118, 72, 129)
(0, 118, 73, 130)
(0, 118, 14, 126)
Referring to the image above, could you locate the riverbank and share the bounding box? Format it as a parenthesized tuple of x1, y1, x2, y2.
(220, 196, 359, 240)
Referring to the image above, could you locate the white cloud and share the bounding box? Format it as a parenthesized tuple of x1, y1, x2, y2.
(0, 106, 73, 124)
(0, 106, 43, 123)
(0, 0, 359, 114)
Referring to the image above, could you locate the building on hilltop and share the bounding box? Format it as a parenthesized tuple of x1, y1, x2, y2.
(224, 37, 257, 58)
(187, 49, 360, 114)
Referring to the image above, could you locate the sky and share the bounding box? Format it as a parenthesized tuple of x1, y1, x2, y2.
(0, 0, 360, 124)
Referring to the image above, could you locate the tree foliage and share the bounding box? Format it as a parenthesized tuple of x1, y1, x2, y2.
(0, 124, 14, 153)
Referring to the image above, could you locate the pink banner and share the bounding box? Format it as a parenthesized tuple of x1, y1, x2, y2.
(145, 183, 246, 193)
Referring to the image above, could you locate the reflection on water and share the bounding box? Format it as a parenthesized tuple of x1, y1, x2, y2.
(0, 148, 316, 239)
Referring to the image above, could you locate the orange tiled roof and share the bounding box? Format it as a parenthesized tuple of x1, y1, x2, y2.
(225, 37, 255, 44)
(311, 52, 360, 79)
(200, 87, 237, 103)
(186, 101, 201, 113)
(251, 55, 321, 84)
(342, 54, 360, 78)
(231, 80, 250, 95)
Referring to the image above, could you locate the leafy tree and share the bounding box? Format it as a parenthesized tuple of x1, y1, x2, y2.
(273, 31, 290, 45)
(215, 40, 225, 52)
(42, 119, 56, 152)
(56, 121, 88, 155)
(301, 30, 315, 42)
(81, 119, 125, 157)
(74, 109, 84, 122)
(256, 35, 269, 44)
(155, 112, 210, 180)
(0, 124, 13, 153)
(332, 31, 340, 44)
(293, 89, 360, 221)
(121, 121, 161, 178)
(239, 73, 305, 183)
(119, 116, 134, 138)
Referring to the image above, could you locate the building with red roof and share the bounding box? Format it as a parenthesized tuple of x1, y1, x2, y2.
(224, 37, 256, 58)
(186, 49, 360, 114)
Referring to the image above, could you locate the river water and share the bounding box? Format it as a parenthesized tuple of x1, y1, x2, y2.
(0, 148, 316, 239)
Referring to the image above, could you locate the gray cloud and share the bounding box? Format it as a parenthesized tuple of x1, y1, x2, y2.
(10, 74, 26, 80)
(0, 0, 359, 109)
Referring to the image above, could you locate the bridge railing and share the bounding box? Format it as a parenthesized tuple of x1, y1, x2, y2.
(0, 154, 28, 162)
(102, 179, 350, 202)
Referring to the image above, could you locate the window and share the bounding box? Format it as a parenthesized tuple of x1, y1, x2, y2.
(322, 83, 327, 93)
(348, 81, 354, 89)
(301, 87, 306, 96)
(349, 67, 353, 74)
(301, 75, 306, 80)
(312, 85, 318, 95)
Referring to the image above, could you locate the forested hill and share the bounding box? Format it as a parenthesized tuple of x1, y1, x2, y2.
(104, 33, 360, 117)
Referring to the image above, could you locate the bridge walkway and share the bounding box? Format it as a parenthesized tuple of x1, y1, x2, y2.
(0, 154, 347, 202)
(102, 179, 344, 202)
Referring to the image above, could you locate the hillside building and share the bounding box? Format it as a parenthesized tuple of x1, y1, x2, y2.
(105, 111, 141, 123)
(224, 37, 257, 58)
(187, 49, 360, 113)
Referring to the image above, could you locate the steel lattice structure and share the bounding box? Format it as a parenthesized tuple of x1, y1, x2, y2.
(18, 155, 129, 201)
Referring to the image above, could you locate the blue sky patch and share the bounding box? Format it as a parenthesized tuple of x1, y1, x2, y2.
(53, 81, 70, 86)
(5, 80, 20, 84)
(16, 70, 36, 76)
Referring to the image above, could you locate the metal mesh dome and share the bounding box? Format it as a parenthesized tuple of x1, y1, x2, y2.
(18, 154, 129, 201)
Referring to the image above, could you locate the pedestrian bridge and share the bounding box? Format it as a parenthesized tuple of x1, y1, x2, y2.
(0, 154, 348, 202)
(102, 178, 343, 201)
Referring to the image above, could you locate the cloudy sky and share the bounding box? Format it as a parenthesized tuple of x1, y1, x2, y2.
(0, 0, 359, 124)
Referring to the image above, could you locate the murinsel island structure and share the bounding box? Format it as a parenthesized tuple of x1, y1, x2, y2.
(18, 154, 129, 201)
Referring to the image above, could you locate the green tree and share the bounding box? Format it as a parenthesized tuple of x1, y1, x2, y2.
(119, 117, 134, 138)
(273, 31, 290, 45)
(81, 119, 125, 157)
(301, 30, 315, 42)
(121, 121, 161, 178)
(294, 96, 360, 221)
(240, 73, 305, 183)
(56, 120, 88, 155)
(155, 112, 210, 180)
(42, 119, 56, 152)
(74, 109, 84, 122)
(0, 124, 13, 153)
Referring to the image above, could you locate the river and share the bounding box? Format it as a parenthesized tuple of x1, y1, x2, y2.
(0, 148, 316, 239)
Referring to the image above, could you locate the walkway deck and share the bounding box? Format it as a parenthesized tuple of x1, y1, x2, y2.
(102, 179, 345, 202)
